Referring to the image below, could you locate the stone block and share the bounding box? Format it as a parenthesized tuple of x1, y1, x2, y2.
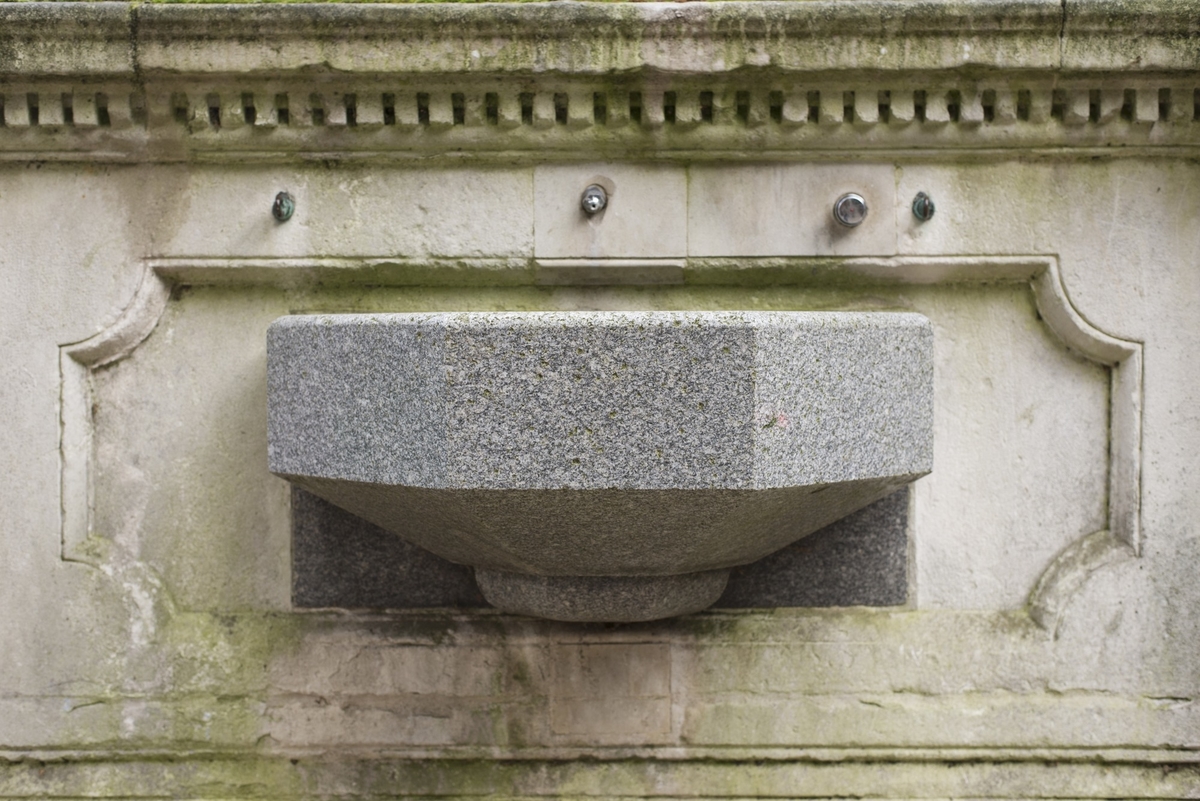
(534, 164, 687, 259)
(549, 644, 672, 743)
(290, 487, 910, 610)
(291, 487, 485, 609)
(716, 487, 908, 607)
(687, 164, 897, 257)
(268, 311, 933, 620)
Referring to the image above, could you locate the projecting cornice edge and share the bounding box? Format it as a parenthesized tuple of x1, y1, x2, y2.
(0, 0, 1198, 79)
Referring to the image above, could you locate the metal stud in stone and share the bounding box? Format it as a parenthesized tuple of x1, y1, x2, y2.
(834, 193, 868, 227)
(272, 191, 295, 222)
(581, 184, 608, 215)
(912, 191, 936, 222)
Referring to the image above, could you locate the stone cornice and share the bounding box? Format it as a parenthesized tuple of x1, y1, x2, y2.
(0, 2, 1197, 160)
(1, 1, 1198, 78)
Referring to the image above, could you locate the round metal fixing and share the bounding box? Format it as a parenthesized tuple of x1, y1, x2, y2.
(833, 193, 868, 227)
(912, 191, 936, 222)
(272, 191, 296, 222)
(581, 184, 608, 215)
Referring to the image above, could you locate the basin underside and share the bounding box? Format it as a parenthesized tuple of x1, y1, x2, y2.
(283, 474, 919, 578)
(474, 569, 732, 623)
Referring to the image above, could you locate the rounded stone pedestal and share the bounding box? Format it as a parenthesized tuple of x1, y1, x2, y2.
(475, 568, 730, 623)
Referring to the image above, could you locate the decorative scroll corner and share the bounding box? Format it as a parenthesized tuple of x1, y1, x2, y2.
(1030, 259, 1143, 554)
(59, 266, 171, 565)
(62, 267, 172, 370)
(1027, 529, 1136, 637)
(1025, 258, 1143, 633)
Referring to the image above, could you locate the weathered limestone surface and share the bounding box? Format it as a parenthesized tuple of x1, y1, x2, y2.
(0, 1, 1197, 798)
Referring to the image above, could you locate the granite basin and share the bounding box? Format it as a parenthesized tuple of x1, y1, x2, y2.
(267, 311, 933, 622)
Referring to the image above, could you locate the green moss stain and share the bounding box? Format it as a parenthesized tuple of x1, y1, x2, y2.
(4, 756, 1199, 799)
(162, 612, 303, 696)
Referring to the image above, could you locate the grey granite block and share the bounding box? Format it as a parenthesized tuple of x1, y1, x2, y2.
(290, 487, 910, 611)
(291, 487, 485, 609)
(269, 311, 932, 620)
(268, 312, 932, 492)
(715, 487, 909, 608)
(282, 474, 913, 577)
(475, 568, 730, 623)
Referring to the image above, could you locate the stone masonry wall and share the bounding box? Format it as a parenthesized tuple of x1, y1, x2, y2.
(0, 3, 1197, 797)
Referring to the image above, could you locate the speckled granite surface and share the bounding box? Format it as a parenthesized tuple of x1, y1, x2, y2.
(270, 311, 931, 619)
(292, 487, 910, 611)
(269, 311, 932, 492)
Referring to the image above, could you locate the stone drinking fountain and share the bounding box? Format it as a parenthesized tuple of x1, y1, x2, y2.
(267, 310, 933, 621)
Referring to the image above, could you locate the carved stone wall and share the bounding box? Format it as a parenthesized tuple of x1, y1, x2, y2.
(0, 3, 1197, 798)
